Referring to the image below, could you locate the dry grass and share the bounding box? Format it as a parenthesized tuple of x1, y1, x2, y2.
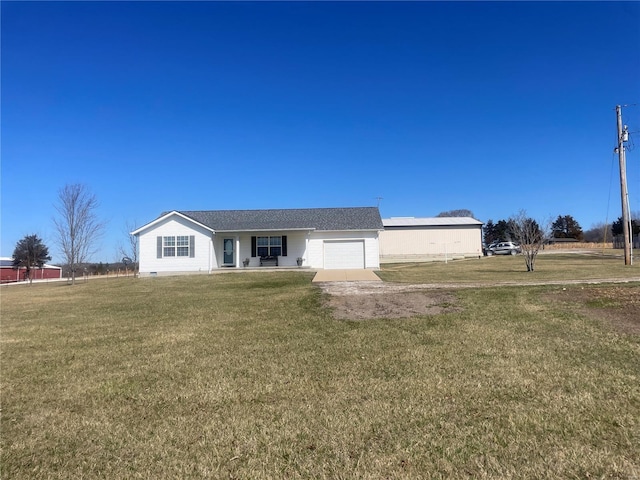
(1, 263, 639, 479)
(543, 242, 614, 250)
(378, 252, 640, 285)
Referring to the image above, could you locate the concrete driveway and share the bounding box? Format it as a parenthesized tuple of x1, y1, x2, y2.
(312, 269, 382, 283)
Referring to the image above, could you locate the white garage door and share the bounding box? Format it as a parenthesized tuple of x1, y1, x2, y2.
(324, 241, 365, 269)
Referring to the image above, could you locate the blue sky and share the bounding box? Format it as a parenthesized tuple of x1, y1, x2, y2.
(2, 1, 639, 264)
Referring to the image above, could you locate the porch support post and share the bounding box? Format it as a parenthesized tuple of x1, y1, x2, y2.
(235, 236, 240, 268)
(209, 233, 215, 272)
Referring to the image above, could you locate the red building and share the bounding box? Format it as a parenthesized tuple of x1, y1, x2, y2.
(0, 257, 63, 283)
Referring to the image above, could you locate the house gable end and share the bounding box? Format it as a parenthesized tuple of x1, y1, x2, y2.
(131, 211, 215, 236)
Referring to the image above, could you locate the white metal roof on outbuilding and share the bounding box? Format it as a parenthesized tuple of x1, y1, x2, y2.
(383, 217, 483, 227)
(0, 257, 62, 269)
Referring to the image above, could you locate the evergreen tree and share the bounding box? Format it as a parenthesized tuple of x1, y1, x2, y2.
(552, 215, 584, 240)
(483, 220, 496, 243)
(495, 219, 512, 241)
(483, 219, 513, 244)
(611, 216, 640, 236)
(12, 234, 51, 284)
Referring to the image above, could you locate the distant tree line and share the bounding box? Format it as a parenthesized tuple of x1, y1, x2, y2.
(611, 213, 640, 237)
(482, 219, 515, 245)
(484, 213, 639, 245)
(417, 207, 637, 246)
(58, 261, 138, 278)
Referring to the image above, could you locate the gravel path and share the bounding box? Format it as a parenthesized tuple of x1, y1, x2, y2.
(318, 277, 640, 296)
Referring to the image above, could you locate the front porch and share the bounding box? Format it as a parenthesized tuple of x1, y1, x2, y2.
(214, 231, 311, 269)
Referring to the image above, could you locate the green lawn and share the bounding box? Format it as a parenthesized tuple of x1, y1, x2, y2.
(2, 258, 639, 479)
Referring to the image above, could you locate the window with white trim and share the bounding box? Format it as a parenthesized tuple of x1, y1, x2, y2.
(257, 236, 282, 257)
(176, 236, 189, 256)
(163, 236, 176, 257)
(162, 235, 191, 257)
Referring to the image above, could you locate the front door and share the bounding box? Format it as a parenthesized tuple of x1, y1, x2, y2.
(223, 238, 235, 265)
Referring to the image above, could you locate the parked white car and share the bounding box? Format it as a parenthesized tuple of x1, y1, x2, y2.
(486, 241, 521, 256)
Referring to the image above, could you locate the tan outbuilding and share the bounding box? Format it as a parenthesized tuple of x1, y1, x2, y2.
(379, 217, 483, 263)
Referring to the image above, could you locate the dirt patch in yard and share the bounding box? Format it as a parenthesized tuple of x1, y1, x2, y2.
(319, 279, 639, 325)
(320, 281, 460, 320)
(545, 285, 640, 335)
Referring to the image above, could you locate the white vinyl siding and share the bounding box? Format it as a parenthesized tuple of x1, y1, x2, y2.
(161, 235, 192, 257)
(138, 216, 213, 275)
(238, 232, 304, 268)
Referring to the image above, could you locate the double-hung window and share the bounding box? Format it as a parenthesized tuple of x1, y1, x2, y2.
(158, 235, 194, 258)
(163, 236, 176, 257)
(256, 236, 282, 257)
(251, 235, 287, 258)
(268, 236, 282, 256)
(176, 236, 189, 256)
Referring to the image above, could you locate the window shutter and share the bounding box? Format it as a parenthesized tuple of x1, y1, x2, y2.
(157, 237, 162, 258)
(189, 236, 195, 258)
(251, 236, 257, 257)
(282, 236, 288, 256)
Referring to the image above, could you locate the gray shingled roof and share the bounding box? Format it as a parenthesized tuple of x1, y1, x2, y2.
(176, 207, 383, 232)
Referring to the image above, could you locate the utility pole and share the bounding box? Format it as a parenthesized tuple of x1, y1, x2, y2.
(615, 105, 632, 265)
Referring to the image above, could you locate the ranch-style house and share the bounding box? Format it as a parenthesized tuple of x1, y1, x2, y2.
(132, 207, 383, 276)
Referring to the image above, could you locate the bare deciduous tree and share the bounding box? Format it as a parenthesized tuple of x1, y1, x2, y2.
(508, 210, 551, 272)
(117, 220, 139, 277)
(584, 222, 612, 243)
(53, 184, 104, 284)
(437, 209, 475, 218)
